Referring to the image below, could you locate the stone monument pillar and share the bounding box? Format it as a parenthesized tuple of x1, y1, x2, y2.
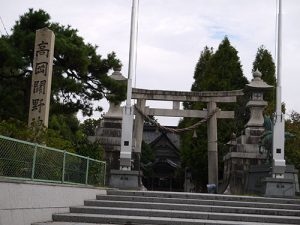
(28, 28, 55, 128)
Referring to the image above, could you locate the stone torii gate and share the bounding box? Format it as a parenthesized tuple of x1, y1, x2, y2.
(132, 88, 243, 188)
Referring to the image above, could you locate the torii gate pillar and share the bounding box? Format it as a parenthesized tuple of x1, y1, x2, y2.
(207, 101, 218, 187)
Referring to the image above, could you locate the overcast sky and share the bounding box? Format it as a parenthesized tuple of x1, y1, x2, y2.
(1, 0, 299, 125)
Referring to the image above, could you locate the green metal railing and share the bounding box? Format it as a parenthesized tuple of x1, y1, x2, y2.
(0, 135, 106, 186)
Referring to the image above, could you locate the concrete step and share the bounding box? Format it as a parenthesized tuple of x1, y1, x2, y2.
(107, 190, 300, 205)
(66, 206, 300, 224)
(51, 213, 294, 225)
(33, 223, 114, 225)
(96, 194, 300, 210)
(84, 199, 300, 216)
(35, 190, 300, 225)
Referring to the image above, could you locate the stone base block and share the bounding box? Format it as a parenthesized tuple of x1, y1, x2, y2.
(246, 164, 271, 195)
(109, 169, 140, 190)
(264, 177, 295, 197)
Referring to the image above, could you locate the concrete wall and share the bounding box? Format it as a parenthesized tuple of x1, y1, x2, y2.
(0, 178, 106, 225)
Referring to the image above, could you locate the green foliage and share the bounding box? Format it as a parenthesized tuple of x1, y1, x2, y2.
(48, 114, 103, 160)
(0, 34, 30, 121)
(143, 115, 157, 126)
(179, 37, 248, 190)
(285, 111, 300, 173)
(0, 116, 104, 160)
(49, 114, 80, 142)
(0, 118, 34, 140)
(199, 37, 248, 91)
(191, 46, 213, 92)
(252, 46, 276, 115)
(80, 118, 101, 136)
(0, 9, 125, 161)
(75, 138, 104, 161)
(141, 141, 155, 165)
(0, 8, 125, 122)
(77, 118, 103, 161)
(183, 46, 213, 110)
(179, 120, 208, 190)
(43, 129, 75, 153)
(0, 118, 75, 152)
(141, 140, 155, 177)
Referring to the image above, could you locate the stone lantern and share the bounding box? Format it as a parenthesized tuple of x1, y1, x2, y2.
(222, 70, 273, 195)
(92, 68, 127, 180)
(245, 70, 273, 143)
(104, 67, 127, 118)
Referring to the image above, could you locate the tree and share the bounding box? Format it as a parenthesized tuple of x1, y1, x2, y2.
(179, 46, 213, 190)
(0, 118, 75, 152)
(0, 113, 104, 160)
(191, 46, 214, 92)
(285, 111, 300, 175)
(80, 118, 102, 136)
(0, 9, 125, 122)
(183, 46, 213, 110)
(0, 9, 125, 161)
(179, 37, 248, 191)
(252, 46, 276, 115)
(141, 141, 155, 165)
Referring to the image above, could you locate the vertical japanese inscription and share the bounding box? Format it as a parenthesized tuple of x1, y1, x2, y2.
(28, 28, 55, 128)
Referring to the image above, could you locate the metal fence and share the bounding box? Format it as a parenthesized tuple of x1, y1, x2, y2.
(0, 135, 106, 186)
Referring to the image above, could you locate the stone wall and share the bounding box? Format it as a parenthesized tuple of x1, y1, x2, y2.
(0, 179, 106, 225)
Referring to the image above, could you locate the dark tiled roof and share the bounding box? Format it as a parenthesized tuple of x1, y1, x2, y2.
(146, 158, 180, 169)
(143, 125, 180, 149)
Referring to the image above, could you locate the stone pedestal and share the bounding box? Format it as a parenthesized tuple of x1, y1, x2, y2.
(223, 151, 267, 194)
(109, 169, 140, 189)
(244, 164, 299, 196)
(97, 118, 122, 170)
(246, 164, 271, 195)
(264, 177, 295, 197)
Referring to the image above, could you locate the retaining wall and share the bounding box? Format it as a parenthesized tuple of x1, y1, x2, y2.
(0, 178, 106, 225)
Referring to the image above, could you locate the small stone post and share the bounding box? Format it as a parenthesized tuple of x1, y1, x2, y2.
(28, 28, 55, 128)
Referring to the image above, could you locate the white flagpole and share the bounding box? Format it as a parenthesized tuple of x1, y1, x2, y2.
(119, 0, 139, 170)
(272, 0, 286, 178)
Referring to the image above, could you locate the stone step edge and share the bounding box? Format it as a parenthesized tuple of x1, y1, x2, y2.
(85, 199, 300, 216)
(96, 194, 300, 209)
(107, 190, 300, 204)
(33, 223, 114, 225)
(52, 213, 294, 225)
(69, 206, 300, 223)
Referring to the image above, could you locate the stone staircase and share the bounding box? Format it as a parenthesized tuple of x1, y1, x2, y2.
(34, 190, 300, 225)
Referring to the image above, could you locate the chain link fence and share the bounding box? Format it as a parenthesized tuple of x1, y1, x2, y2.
(0, 135, 106, 186)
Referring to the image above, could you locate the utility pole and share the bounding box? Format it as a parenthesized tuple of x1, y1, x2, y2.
(272, 0, 286, 178)
(119, 0, 139, 171)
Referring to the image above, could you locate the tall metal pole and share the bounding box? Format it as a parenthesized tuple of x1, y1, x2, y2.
(119, 0, 139, 171)
(126, 0, 139, 108)
(272, 0, 286, 178)
(276, 0, 282, 116)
